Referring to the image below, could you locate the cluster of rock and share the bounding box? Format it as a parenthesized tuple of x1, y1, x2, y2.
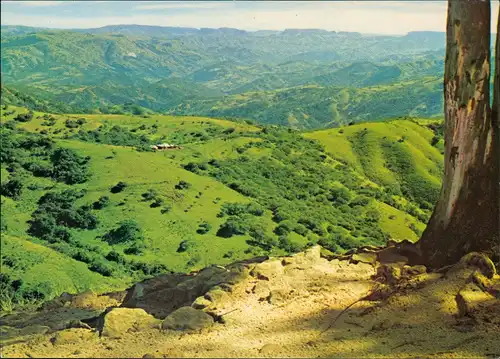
(1, 243, 498, 355)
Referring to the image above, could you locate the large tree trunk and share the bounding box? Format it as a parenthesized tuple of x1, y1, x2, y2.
(418, 0, 499, 268)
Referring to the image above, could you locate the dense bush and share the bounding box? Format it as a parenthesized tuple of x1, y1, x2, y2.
(110, 181, 127, 193)
(218, 202, 264, 217)
(14, 111, 34, 122)
(28, 189, 97, 242)
(93, 196, 110, 210)
(51, 148, 91, 184)
(1, 177, 23, 199)
(175, 180, 191, 190)
(103, 220, 143, 245)
(196, 222, 212, 234)
(216, 217, 250, 238)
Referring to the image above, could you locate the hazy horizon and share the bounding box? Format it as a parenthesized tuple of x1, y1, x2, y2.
(2, 1, 499, 36)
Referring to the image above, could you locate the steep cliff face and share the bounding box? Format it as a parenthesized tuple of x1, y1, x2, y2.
(1, 245, 499, 358)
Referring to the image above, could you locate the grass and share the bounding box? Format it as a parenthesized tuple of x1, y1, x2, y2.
(1, 106, 444, 303)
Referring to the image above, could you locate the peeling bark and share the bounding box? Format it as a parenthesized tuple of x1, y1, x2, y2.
(418, 0, 499, 268)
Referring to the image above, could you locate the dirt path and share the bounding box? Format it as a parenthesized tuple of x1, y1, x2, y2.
(2, 247, 499, 358)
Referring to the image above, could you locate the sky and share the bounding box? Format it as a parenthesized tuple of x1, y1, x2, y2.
(1, 1, 499, 35)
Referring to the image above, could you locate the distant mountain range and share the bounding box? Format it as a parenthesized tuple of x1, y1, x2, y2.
(0, 24, 459, 127)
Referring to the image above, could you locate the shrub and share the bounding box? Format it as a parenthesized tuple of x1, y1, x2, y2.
(111, 181, 127, 194)
(51, 148, 90, 184)
(141, 189, 158, 201)
(216, 217, 248, 238)
(177, 240, 190, 253)
(150, 198, 164, 208)
(1, 177, 24, 199)
(93, 196, 110, 210)
(14, 112, 34, 122)
(160, 205, 172, 214)
(278, 236, 301, 253)
(28, 189, 97, 242)
(89, 260, 114, 277)
(175, 181, 191, 190)
(103, 220, 143, 245)
(124, 243, 145, 255)
(293, 223, 309, 236)
(274, 221, 293, 236)
(65, 119, 80, 129)
(105, 250, 125, 263)
(196, 222, 212, 235)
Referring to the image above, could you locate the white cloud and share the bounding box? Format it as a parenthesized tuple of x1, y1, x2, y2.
(135, 2, 229, 10)
(18, 1, 63, 7)
(1, 2, 499, 35)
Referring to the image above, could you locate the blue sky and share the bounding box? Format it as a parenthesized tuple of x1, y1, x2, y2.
(1, 1, 499, 35)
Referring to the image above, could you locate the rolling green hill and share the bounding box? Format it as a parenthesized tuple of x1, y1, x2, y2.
(0, 103, 444, 310)
(1, 26, 448, 128)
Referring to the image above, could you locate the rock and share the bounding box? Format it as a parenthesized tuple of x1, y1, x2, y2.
(251, 259, 284, 280)
(192, 296, 211, 310)
(320, 247, 335, 260)
(71, 290, 97, 309)
(19, 325, 50, 336)
(402, 265, 427, 276)
(293, 245, 322, 265)
(100, 308, 161, 338)
(162, 307, 214, 332)
(51, 328, 96, 346)
(142, 353, 161, 358)
(459, 252, 497, 279)
(204, 287, 230, 303)
(374, 264, 402, 285)
(352, 252, 378, 266)
(42, 292, 74, 310)
(455, 283, 496, 318)
(267, 288, 292, 305)
(259, 343, 281, 355)
(377, 246, 408, 264)
(251, 281, 271, 299)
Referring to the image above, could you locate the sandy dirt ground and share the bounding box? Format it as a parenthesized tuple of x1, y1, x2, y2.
(1, 247, 499, 358)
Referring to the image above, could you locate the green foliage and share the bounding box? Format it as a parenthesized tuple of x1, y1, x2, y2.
(175, 180, 191, 190)
(28, 189, 98, 243)
(110, 181, 127, 193)
(51, 148, 91, 184)
(74, 125, 151, 150)
(1, 28, 449, 128)
(196, 222, 212, 235)
(93, 196, 110, 210)
(14, 111, 34, 122)
(1, 176, 24, 200)
(103, 220, 143, 245)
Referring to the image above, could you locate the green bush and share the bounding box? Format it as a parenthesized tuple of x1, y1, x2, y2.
(51, 148, 90, 184)
(216, 217, 249, 238)
(1, 177, 24, 200)
(103, 220, 143, 245)
(28, 189, 97, 242)
(177, 240, 190, 253)
(196, 222, 212, 235)
(110, 181, 127, 193)
(141, 189, 158, 201)
(93, 196, 110, 210)
(175, 180, 191, 190)
(14, 112, 34, 122)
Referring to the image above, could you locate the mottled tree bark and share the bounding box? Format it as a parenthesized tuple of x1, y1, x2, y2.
(418, 0, 499, 268)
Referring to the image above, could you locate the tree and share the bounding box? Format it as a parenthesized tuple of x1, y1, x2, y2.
(417, 0, 499, 268)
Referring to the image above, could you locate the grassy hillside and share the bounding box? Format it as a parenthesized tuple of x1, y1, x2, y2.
(1, 27, 447, 127)
(0, 104, 443, 310)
